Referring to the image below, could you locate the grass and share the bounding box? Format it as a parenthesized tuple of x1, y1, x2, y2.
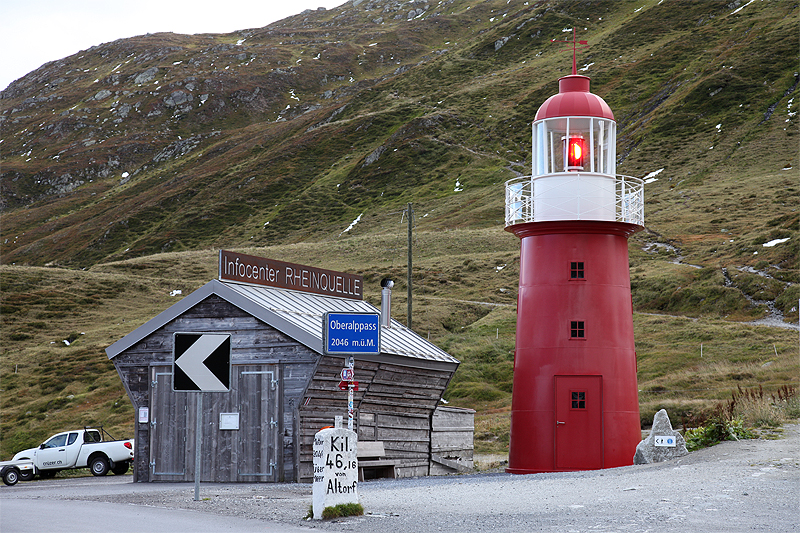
(322, 503, 364, 520)
(306, 503, 364, 520)
(1, 221, 798, 458)
(682, 385, 798, 451)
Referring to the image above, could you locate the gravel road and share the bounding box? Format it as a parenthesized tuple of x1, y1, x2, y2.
(3, 424, 797, 532)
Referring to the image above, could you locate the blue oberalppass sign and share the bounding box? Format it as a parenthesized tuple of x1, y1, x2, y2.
(323, 312, 381, 355)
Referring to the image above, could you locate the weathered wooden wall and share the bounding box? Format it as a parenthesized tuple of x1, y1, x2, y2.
(112, 295, 318, 482)
(298, 355, 454, 482)
(112, 293, 460, 484)
(430, 406, 475, 475)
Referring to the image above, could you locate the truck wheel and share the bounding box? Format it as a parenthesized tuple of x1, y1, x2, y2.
(111, 461, 130, 475)
(90, 456, 109, 476)
(2, 468, 19, 486)
(18, 470, 34, 482)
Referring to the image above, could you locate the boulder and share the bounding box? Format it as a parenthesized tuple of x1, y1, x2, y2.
(134, 67, 158, 85)
(92, 89, 112, 101)
(633, 409, 688, 464)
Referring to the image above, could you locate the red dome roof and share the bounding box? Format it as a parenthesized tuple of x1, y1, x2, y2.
(534, 75, 614, 121)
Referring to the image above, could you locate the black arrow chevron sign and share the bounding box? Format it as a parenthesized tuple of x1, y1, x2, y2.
(173, 333, 231, 392)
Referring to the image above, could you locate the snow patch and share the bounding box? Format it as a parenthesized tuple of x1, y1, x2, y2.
(170, 289, 183, 297)
(643, 168, 664, 184)
(339, 213, 363, 237)
(763, 238, 790, 248)
(731, 0, 755, 14)
(454, 179, 463, 192)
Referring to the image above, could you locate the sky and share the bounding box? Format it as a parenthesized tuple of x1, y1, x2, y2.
(0, 0, 345, 91)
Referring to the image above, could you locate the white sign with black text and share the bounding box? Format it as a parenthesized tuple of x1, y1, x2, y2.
(654, 435, 677, 447)
(312, 427, 358, 519)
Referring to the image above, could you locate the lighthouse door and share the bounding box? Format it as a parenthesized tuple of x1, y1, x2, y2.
(554, 375, 603, 470)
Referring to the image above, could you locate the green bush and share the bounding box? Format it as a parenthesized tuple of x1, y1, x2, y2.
(322, 503, 364, 519)
(684, 417, 755, 451)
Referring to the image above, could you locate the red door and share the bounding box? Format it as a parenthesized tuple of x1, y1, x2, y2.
(554, 375, 603, 470)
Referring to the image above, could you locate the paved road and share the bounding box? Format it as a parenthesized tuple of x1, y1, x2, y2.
(1, 425, 797, 532)
(0, 498, 312, 533)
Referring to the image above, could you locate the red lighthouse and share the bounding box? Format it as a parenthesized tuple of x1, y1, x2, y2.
(504, 46, 645, 473)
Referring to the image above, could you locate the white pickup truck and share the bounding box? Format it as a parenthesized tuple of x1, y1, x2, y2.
(11, 427, 133, 480)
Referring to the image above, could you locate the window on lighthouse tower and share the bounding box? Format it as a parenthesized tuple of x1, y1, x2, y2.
(532, 117, 615, 176)
(570, 262, 585, 279)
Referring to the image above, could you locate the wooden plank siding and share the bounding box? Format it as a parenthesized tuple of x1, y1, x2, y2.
(298, 355, 454, 482)
(111, 293, 459, 484)
(111, 295, 319, 483)
(430, 406, 475, 475)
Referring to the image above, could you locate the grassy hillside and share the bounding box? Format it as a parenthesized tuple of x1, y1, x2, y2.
(1, 231, 796, 457)
(1, 0, 798, 458)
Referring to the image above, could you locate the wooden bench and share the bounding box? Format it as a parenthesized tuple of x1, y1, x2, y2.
(357, 441, 396, 481)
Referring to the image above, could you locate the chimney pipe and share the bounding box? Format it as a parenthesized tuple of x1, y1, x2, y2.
(380, 278, 394, 327)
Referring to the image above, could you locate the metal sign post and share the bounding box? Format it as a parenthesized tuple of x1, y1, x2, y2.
(194, 394, 203, 501)
(338, 359, 358, 430)
(346, 357, 355, 430)
(324, 315, 377, 433)
(172, 332, 231, 502)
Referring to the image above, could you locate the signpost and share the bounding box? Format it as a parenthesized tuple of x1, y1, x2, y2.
(173, 333, 231, 501)
(345, 357, 356, 430)
(323, 313, 379, 431)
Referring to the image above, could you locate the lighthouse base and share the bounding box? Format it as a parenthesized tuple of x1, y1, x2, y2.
(505, 220, 642, 474)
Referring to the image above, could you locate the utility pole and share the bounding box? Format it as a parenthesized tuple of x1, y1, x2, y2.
(406, 202, 413, 330)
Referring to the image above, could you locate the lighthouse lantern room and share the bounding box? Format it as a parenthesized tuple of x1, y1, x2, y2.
(504, 33, 645, 474)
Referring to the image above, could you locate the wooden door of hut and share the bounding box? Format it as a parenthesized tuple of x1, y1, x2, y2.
(148, 364, 280, 482)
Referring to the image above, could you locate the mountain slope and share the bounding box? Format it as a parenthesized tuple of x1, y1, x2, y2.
(2, 0, 796, 271)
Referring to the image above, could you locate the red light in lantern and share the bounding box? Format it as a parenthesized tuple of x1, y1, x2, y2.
(567, 136, 585, 170)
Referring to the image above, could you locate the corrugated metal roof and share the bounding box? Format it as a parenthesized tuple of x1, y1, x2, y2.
(106, 279, 458, 366)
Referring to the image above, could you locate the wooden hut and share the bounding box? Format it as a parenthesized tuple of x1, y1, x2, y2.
(106, 251, 462, 483)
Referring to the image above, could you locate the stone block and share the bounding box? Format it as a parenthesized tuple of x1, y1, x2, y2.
(312, 428, 358, 519)
(633, 409, 688, 464)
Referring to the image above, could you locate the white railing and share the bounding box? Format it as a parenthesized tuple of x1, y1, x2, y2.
(505, 173, 644, 227)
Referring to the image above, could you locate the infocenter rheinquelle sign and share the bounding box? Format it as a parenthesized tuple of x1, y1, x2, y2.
(323, 312, 381, 355)
(219, 250, 363, 300)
